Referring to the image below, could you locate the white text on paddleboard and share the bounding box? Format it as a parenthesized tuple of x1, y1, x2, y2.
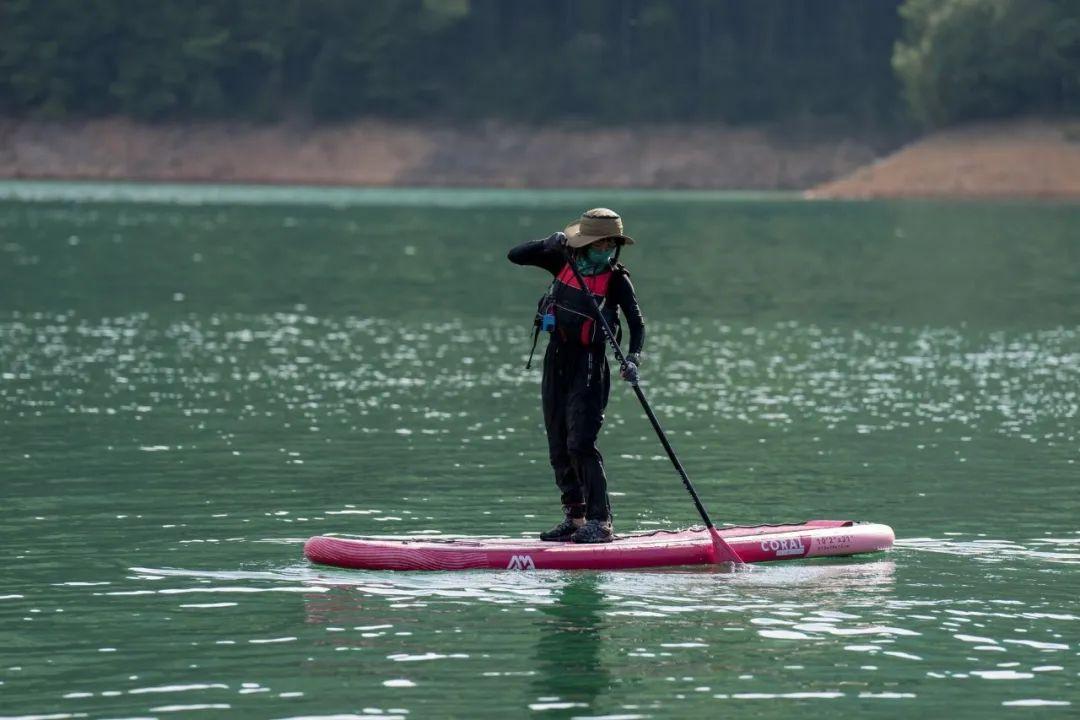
(761, 538, 806, 557)
(507, 555, 536, 570)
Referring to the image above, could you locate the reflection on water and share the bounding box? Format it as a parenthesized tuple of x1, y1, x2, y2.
(113, 554, 1073, 714)
(292, 560, 904, 717)
(530, 576, 610, 714)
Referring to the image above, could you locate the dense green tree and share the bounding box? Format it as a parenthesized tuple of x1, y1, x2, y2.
(1, 0, 906, 125)
(894, 0, 1080, 126)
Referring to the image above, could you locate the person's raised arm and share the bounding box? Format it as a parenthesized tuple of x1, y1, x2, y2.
(507, 232, 568, 275)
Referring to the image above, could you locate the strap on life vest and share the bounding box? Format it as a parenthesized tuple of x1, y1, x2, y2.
(525, 278, 559, 369)
(524, 263, 617, 367)
(555, 263, 613, 295)
(554, 263, 614, 346)
(525, 321, 541, 369)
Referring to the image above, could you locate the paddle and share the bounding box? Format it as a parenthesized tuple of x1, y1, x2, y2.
(561, 248, 744, 565)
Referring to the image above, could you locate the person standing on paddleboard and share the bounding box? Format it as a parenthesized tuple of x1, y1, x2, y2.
(507, 208, 646, 544)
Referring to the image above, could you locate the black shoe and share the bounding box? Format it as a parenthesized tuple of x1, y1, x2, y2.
(540, 517, 584, 542)
(571, 519, 614, 544)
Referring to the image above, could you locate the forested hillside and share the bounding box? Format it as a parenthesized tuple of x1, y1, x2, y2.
(5, 0, 1076, 128)
(3, 0, 1079, 194)
(893, 0, 1080, 126)
(2, 0, 902, 124)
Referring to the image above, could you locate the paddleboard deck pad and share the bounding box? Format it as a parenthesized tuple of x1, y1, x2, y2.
(304, 520, 893, 571)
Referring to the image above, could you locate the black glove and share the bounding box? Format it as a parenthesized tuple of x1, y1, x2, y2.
(621, 352, 642, 383)
(542, 232, 568, 252)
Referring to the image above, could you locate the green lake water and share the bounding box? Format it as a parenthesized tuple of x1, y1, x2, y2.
(1, 181, 1077, 719)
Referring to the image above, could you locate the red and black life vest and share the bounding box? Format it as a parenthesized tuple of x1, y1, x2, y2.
(548, 263, 620, 346)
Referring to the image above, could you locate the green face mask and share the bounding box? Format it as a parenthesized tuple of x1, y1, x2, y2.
(575, 246, 615, 275)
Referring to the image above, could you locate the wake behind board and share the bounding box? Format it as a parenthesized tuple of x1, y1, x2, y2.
(304, 520, 893, 571)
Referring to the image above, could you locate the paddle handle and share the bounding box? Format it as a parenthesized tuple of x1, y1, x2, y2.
(562, 251, 742, 564)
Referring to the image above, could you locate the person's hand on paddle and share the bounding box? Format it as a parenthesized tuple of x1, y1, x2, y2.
(542, 232, 567, 252)
(621, 352, 641, 383)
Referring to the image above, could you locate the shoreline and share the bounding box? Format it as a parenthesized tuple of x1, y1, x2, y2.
(0, 178, 804, 209)
(2, 116, 1078, 198)
(0, 116, 896, 192)
(806, 118, 1080, 200)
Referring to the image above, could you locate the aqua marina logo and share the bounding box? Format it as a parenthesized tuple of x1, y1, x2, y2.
(506, 555, 536, 570)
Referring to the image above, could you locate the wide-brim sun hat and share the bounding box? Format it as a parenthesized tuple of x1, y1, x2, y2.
(563, 208, 635, 248)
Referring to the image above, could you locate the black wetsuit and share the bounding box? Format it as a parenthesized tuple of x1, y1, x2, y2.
(508, 239, 646, 522)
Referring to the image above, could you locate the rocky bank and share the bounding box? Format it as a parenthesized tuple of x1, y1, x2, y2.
(806, 118, 1080, 199)
(0, 117, 891, 190)
(3, 116, 1077, 197)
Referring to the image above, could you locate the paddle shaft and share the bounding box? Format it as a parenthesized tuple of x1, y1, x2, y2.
(561, 250, 742, 563)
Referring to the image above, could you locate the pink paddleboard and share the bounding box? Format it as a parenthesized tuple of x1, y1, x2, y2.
(304, 520, 893, 571)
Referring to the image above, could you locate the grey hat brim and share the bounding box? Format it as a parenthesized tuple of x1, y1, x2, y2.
(563, 221, 635, 248)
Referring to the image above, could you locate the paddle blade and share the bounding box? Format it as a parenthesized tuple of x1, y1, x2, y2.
(709, 527, 744, 565)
